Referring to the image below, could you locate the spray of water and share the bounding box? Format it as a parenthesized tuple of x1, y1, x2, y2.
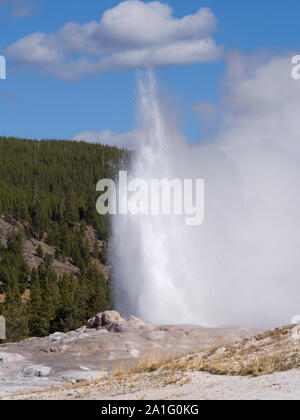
(112, 60, 300, 328)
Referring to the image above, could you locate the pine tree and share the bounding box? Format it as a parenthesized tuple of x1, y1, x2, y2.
(2, 270, 29, 341)
(36, 245, 44, 259)
(86, 264, 108, 316)
(28, 268, 49, 337)
(93, 239, 100, 259)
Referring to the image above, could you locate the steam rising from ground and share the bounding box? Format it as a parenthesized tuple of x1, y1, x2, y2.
(112, 54, 300, 328)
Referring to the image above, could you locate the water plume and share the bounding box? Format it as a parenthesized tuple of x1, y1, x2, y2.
(112, 57, 300, 328)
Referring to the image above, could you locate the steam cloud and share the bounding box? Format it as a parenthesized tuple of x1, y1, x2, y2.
(112, 53, 300, 328)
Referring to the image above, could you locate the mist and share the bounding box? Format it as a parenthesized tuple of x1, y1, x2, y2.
(112, 53, 300, 328)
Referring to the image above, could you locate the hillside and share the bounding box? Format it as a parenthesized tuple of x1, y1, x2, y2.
(0, 136, 129, 342)
(0, 216, 110, 304)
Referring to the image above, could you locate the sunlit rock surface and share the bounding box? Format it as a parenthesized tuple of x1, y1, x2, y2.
(0, 311, 253, 396)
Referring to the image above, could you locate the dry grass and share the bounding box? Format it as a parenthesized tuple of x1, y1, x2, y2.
(152, 325, 300, 378)
(107, 326, 299, 385)
(112, 350, 176, 375)
(105, 350, 192, 389)
(89, 324, 300, 390)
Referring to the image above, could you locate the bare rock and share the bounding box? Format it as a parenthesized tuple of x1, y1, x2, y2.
(49, 347, 60, 353)
(0, 352, 24, 364)
(86, 316, 96, 329)
(87, 313, 106, 329)
(109, 315, 152, 333)
(21, 365, 52, 378)
(128, 348, 141, 358)
(101, 311, 123, 327)
(87, 310, 124, 330)
(58, 370, 107, 384)
(94, 313, 103, 329)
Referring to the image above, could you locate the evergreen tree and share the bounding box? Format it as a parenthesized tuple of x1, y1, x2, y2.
(36, 245, 44, 259)
(2, 270, 29, 341)
(0, 136, 127, 342)
(28, 268, 49, 337)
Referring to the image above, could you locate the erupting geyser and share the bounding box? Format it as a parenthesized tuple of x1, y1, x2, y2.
(112, 60, 300, 328)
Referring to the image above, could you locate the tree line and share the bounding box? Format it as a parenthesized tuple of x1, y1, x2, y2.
(0, 136, 130, 342)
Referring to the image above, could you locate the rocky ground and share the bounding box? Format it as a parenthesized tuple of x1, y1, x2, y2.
(6, 369, 300, 400)
(1, 311, 299, 400)
(0, 310, 251, 398)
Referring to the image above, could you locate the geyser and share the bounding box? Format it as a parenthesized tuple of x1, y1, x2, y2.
(97, 170, 204, 226)
(112, 57, 300, 328)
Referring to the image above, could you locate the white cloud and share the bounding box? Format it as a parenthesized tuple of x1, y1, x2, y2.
(5, 0, 222, 79)
(73, 129, 136, 148)
(0, 0, 33, 17)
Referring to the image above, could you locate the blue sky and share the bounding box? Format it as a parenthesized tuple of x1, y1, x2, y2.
(0, 0, 299, 142)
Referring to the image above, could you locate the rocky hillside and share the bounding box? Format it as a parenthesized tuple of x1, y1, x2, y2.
(0, 216, 110, 305)
(0, 216, 112, 342)
(0, 216, 109, 277)
(0, 217, 79, 277)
